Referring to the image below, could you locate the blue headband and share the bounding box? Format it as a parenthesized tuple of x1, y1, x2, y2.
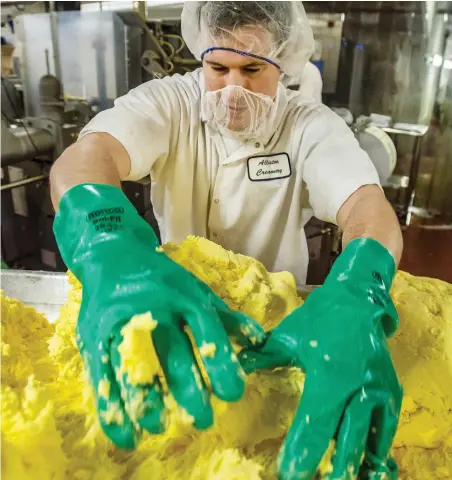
(200, 47, 281, 70)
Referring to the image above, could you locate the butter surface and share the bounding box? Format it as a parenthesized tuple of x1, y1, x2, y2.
(1, 236, 451, 479)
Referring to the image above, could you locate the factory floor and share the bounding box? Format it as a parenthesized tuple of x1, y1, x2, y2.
(399, 216, 452, 284)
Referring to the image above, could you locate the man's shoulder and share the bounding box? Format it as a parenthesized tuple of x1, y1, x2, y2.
(284, 96, 335, 130)
(279, 99, 353, 156)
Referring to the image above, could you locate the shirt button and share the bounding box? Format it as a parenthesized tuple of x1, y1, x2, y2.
(255, 142, 260, 148)
(212, 232, 218, 237)
(214, 199, 219, 204)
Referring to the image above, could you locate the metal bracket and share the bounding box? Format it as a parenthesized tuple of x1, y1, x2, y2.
(141, 50, 168, 78)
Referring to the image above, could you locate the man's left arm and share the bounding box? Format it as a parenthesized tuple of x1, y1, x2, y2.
(337, 184, 403, 265)
(240, 109, 404, 479)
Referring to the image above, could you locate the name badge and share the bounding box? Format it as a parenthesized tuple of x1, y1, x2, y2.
(247, 153, 292, 182)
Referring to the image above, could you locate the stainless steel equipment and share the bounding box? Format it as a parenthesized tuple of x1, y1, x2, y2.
(1, 9, 191, 270)
(1, 117, 54, 167)
(1, 270, 70, 323)
(381, 126, 429, 225)
(15, 10, 170, 117)
(334, 38, 367, 117)
(352, 117, 397, 184)
(1, 70, 90, 169)
(17, 11, 122, 116)
(308, 13, 344, 95)
(1, 68, 91, 270)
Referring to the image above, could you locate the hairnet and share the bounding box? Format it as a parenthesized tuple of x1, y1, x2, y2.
(181, 1, 314, 78)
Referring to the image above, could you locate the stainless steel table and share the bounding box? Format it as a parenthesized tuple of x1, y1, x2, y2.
(2, 270, 70, 323)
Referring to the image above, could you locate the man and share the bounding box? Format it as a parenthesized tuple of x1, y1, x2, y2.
(50, 2, 403, 479)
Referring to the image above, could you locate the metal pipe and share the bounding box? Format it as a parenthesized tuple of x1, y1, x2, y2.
(49, 1, 63, 85)
(404, 137, 423, 225)
(1, 118, 55, 166)
(143, 26, 169, 62)
(1, 174, 48, 191)
(418, 13, 446, 124)
(45, 49, 51, 75)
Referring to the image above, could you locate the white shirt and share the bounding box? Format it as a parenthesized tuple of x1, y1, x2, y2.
(297, 62, 323, 103)
(284, 62, 323, 104)
(79, 69, 379, 286)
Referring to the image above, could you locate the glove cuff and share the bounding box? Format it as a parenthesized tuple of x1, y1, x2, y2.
(325, 238, 398, 335)
(328, 238, 396, 289)
(53, 183, 159, 279)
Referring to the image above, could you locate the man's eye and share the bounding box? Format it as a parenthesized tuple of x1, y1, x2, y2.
(244, 68, 260, 73)
(212, 66, 228, 72)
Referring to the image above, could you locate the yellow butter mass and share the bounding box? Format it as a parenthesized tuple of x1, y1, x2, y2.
(1, 236, 452, 479)
(118, 312, 160, 385)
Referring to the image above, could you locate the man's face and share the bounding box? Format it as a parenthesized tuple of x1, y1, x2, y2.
(203, 25, 281, 95)
(202, 26, 281, 133)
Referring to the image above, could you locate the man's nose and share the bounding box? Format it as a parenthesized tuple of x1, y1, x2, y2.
(225, 69, 249, 89)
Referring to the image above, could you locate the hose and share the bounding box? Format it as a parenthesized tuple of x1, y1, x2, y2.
(1, 174, 48, 191)
(161, 34, 186, 55)
(159, 40, 176, 60)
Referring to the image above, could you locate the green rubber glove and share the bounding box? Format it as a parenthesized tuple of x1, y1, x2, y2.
(239, 238, 403, 480)
(54, 183, 265, 449)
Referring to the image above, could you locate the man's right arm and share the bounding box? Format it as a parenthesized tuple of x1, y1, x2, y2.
(48, 80, 267, 450)
(50, 132, 132, 210)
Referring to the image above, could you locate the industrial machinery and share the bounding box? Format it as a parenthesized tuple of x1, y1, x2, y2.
(1, 8, 194, 271)
(353, 116, 397, 184)
(1, 72, 93, 269)
(15, 9, 200, 116)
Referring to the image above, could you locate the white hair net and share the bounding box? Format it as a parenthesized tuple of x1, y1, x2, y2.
(181, 1, 314, 78)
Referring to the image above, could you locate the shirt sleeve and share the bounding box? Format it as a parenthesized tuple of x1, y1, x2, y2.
(79, 77, 180, 181)
(298, 62, 323, 103)
(300, 106, 381, 224)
